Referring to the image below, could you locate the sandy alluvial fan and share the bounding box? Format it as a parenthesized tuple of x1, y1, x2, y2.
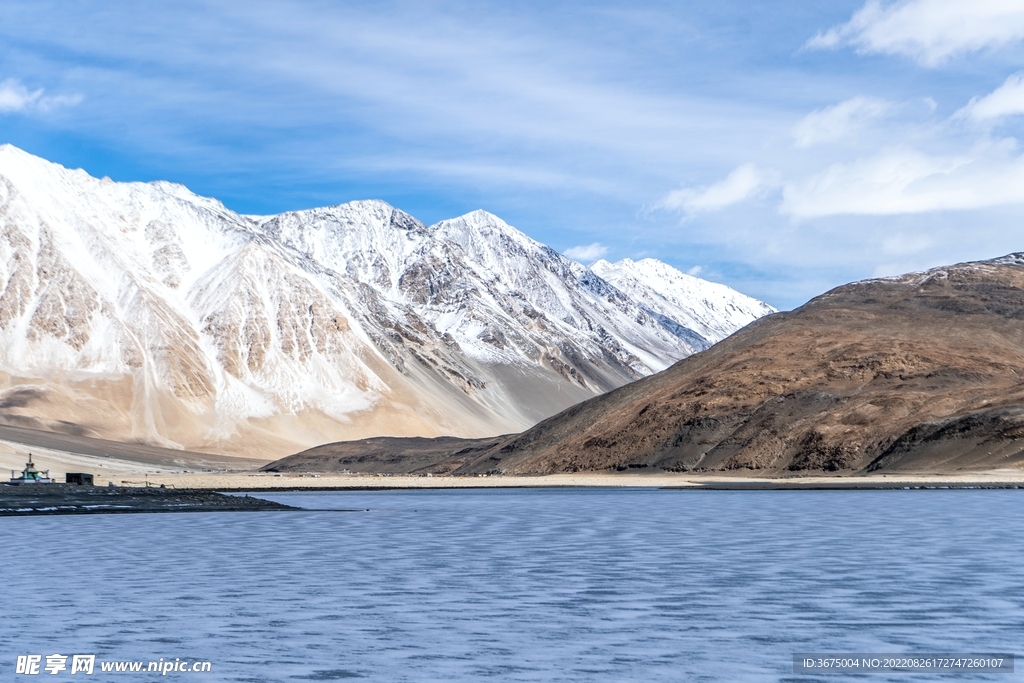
(269, 256, 1024, 475)
(0, 145, 772, 457)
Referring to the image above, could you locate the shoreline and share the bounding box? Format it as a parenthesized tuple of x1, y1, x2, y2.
(3, 424, 1022, 495)
(4, 472, 1022, 516)
(51, 469, 1024, 491)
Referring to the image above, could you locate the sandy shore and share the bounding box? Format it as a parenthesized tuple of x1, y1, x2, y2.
(97, 470, 1024, 490)
(3, 432, 1023, 490)
(0, 436, 264, 483)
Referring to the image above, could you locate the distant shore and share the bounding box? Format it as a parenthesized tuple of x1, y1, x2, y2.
(4, 471, 1021, 516)
(93, 470, 1024, 491)
(3, 428, 1022, 504)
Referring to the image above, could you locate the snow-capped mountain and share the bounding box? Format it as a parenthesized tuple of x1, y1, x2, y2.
(591, 258, 776, 344)
(0, 145, 774, 456)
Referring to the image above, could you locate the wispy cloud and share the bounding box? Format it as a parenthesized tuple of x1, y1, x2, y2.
(658, 163, 779, 214)
(8, 1, 1024, 309)
(0, 78, 41, 112)
(792, 96, 891, 147)
(956, 72, 1024, 122)
(781, 143, 1024, 218)
(564, 243, 609, 262)
(0, 78, 81, 114)
(806, 0, 1024, 66)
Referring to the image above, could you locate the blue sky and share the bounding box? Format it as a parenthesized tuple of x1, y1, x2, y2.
(4, 1, 1024, 309)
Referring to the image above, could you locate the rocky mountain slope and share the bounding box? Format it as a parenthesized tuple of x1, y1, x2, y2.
(268, 255, 1024, 474)
(0, 145, 773, 457)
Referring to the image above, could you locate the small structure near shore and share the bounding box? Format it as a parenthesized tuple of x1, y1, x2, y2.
(8, 454, 53, 485)
(66, 472, 94, 485)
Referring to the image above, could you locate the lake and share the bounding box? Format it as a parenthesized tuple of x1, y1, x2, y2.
(1, 488, 1020, 681)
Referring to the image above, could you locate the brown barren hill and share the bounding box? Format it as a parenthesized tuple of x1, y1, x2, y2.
(263, 435, 508, 475)
(267, 255, 1024, 476)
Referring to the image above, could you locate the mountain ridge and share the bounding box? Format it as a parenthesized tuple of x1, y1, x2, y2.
(0, 145, 774, 456)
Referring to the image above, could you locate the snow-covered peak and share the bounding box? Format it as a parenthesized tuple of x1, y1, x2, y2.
(0, 145, 775, 457)
(431, 209, 552, 264)
(591, 258, 776, 344)
(0, 145, 227, 212)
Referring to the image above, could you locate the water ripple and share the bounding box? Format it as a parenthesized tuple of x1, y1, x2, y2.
(1, 488, 1020, 682)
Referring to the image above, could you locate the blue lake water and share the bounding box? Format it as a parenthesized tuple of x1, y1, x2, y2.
(1, 488, 1021, 682)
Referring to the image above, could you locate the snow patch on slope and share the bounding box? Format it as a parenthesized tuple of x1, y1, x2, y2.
(591, 258, 777, 344)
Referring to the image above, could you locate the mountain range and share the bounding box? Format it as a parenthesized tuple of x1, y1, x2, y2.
(268, 255, 1024, 475)
(0, 145, 773, 457)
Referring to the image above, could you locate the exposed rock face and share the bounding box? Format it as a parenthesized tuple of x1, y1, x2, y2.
(267, 256, 1024, 474)
(0, 145, 772, 457)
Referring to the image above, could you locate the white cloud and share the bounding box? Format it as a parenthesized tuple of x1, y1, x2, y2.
(659, 163, 779, 214)
(781, 143, 1024, 217)
(957, 71, 1024, 121)
(0, 78, 81, 114)
(686, 265, 703, 276)
(36, 93, 83, 112)
(792, 96, 891, 147)
(564, 242, 609, 262)
(0, 78, 42, 112)
(807, 0, 1024, 66)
